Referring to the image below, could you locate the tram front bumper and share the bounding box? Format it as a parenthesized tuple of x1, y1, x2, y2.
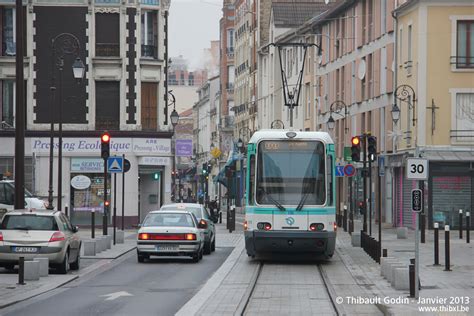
(245, 230, 336, 257)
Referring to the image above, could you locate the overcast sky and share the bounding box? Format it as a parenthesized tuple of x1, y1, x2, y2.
(169, 0, 221, 70)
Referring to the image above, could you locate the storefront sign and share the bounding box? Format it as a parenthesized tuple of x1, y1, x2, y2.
(71, 158, 104, 173)
(32, 138, 171, 155)
(70, 175, 91, 190)
(138, 156, 170, 166)
(176, 139, 193, 157)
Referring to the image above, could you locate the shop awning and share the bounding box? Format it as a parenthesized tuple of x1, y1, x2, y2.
(214, 142, 243, 188)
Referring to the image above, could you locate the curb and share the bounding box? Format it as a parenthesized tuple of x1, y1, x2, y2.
(175, 237, 245, 316)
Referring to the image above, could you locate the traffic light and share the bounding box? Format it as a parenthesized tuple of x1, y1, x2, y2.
(207, 163, 212, 173)
(351, 136, 361, 162)
(153, 172, 160, 181)
(101, 132, 110, 160)
(202, 163, 208, 175)
(104, 200, 110, 207)
(367, 136, 377, 162)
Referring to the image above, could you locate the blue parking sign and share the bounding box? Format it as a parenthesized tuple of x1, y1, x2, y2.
(335, 166, 344, 177)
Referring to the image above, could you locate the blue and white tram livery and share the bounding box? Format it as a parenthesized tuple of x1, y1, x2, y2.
(243, 130, 336, 259)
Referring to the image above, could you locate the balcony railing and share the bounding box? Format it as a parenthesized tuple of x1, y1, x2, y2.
(450, 56, 474, 69)
(226, 82, 234, 92)
(96, 43, 120, 57)
(226, 47, 234, 57)
(142, 45, 158, 59)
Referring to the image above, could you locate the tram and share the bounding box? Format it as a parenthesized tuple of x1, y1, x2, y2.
(243, 129, 336, 259)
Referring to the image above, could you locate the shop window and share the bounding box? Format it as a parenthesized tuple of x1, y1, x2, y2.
(95, 13, 120, 57)
(141, 11, 158, 59)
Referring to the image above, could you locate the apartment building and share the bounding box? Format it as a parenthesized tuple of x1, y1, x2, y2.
(0, 0, 172, 227)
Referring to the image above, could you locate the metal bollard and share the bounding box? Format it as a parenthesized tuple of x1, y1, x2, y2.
(219, 211, 222, 224)
(18, 257, 25, 285)
(459, 210, 463, 239)
(466, 212, 470, 244)
(65, 204, 69, 218)
(382, 248, 387, 257)
(444, 225, 451, 271)
(409, 261, 415, 297)
(421, 213, 425, 243)
(434, 223, 439, 265)
(343, 205, 348, 232)
(91, 210, 95, 239)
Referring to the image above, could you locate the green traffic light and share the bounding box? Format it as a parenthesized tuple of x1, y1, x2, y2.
(153, 173, 160, 180)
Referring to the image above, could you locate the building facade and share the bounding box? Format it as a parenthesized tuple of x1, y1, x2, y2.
(0, 0, 173, 227)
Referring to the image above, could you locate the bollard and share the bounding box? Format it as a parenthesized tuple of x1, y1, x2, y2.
(466, 212, 470, 244)
(421, 213, 425, 243)
(18, 257, 25, 285)
(434, 223, 439, 265)
(343, 205, 348, 232)
(459, 210, 463, 239)
(383, 248, 387, 257)
(444, 225, 451, 271)
(65, 204, 69, 218)
(409, 262, 415, 297)
(219, 211, 222, 224)
(91, 210, 95, 239)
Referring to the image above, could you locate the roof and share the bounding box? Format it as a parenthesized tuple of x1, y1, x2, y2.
(249, 129, 334, 145)
(149, 209, 194, 214)
(272, 1, 330, 28)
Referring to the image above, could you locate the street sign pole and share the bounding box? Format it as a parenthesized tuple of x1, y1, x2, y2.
(113, 173, 117, 245)
(122, 154, 125, 231)
(103, 159, 108, 236)
(362, 135, 367, 233)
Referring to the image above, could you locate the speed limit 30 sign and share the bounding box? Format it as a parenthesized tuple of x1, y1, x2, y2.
(406, 158, 428, 180)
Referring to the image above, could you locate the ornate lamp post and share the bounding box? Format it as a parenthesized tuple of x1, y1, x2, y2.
(47, 33, 85, 211)
(392, 84, 416, 126)
(327, 100, 349, 132)
(170, 91, 179, 202)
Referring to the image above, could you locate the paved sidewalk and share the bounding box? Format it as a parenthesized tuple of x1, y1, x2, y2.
(339, 220, 473, 315)
(0, 229, 137, 309)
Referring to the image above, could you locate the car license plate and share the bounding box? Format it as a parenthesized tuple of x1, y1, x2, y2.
(156, 245, 178, 251)
(12, 247, 39, 253)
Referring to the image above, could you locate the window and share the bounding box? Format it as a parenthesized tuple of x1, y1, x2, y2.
(399, 28, 403, 63)
(141, 82, 158, 131)
(453, 93, 474, 142)
(188, 72, 194, 86)
(141, 11, 158, 58)
(1, 80, 14, 127)
(407, 25, 412, 61)
(1, 7, 15, 56)
(456, 20, 474, 68)
(227, 29, 234, 50)
(248, 155, 255, 205)
(95, 13, 120, 57)
(95, 81, 120, 130)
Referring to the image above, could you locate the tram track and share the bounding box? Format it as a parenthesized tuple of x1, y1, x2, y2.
(238, 261, 345, 316)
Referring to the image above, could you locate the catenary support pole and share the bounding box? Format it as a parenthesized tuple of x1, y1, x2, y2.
(444, 225, 451, 271)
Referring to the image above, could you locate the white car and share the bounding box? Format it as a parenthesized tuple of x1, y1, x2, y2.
(137, 210, 206, 263)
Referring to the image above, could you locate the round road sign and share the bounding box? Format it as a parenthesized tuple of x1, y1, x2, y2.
(344, 164, 356, 177)
(123, 159, 131, 173)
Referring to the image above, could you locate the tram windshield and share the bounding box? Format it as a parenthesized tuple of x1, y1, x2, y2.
(256, 140, 326, 206)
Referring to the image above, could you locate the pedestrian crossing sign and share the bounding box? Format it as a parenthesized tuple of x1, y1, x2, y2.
(107, 157, 123, 173)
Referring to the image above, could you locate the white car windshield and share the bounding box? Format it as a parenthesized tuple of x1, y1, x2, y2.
(143, 213, 195, 228)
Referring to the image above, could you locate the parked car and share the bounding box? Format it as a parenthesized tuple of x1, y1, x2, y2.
(137, 210, 206, 263)
(159, 203, 217, 254)
(0, 209, 81, 274)
(0, 180, 47, 216)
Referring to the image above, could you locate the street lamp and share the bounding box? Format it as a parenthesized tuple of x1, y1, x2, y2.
(237, 138, 244, 153)
(327, 100, 349, 132)
(169, 91, 179, 202)
(47, 33, 85, 211)
(392, 84, 416, 126)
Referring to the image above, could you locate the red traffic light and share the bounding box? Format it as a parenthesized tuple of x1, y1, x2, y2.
(351, 136, 360, 146)
(101, 132, 110, 143)
(104, 201, 110, 207)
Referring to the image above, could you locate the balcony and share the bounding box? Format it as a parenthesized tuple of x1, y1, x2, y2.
(226, 82, 234, 92)
(226, 47, 234, 57)
(450, 56, 474, 69)
(96, 43, 120, 57)
(141, 45, 158, 59)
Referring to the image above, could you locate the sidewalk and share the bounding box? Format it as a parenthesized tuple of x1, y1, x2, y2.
(0, 229, 137, 309)
(178, 215, 473, 315)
